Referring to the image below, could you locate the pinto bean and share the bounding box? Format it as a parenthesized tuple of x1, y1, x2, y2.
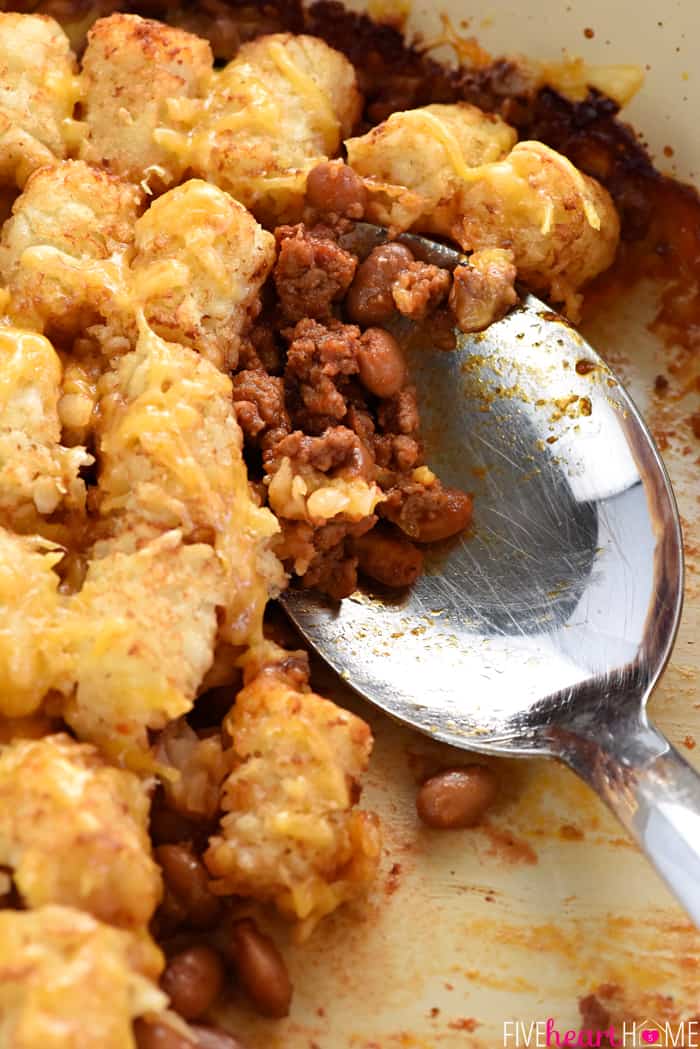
(345, 243, 414, 326)
(357, 328, 406, 398)
(394, 486, 473, 544)
(156, 845, 221, 930)
(226, 918, 292, 1019)
(416, 766, 498, 829)
(305, 160, 367, 218)
(161, 946, 225, 1021)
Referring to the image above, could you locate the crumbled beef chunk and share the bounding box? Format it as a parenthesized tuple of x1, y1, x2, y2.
(270, 427, 374, 479)
(377, 387, 420, 436)
(284, 317, 362, 429)
(391, 261, 451, 320)
(373, 433, 421, 472)
(239, 320, 284, 374)
(231, 370, 290, 447)
(345, 405, 376, 445)
(275, 515, 376, 600)
(449, 249, 518, 333)
(274, 224, 358, 323)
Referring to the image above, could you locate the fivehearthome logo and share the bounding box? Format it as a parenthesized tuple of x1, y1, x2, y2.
(503, 1017, 700, 1047)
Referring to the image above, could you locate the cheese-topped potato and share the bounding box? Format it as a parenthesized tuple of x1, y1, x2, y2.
(346, 106, 619, 312)
(453, 141, 620, 313)
(0, 160, 142, 338)
(0, 733, 161, 929)
(131, 180, 276, 370)
(94, 323, 281, 647)
(80, 14, 213, 191)
(64, 530, 225, 768)
(0, 906, 166, 1049)
(346, 102, 517, 231)
(0, 327, 91, 531)
(158, 33, 361, 222)
(0, 527, 68, 719)
(0, 14, 78, 188)
(206, 662, 381, 938)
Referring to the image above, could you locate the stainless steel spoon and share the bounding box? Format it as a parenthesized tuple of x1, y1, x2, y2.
(282, 224, 700, 925)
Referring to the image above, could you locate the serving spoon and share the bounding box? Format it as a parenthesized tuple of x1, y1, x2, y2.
(281, 224, 700, 926)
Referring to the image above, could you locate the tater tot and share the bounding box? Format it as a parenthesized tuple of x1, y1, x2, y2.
(345, 102, 517, 231)
(0, 733, 161, 930)
(205, 663, 381, 937)
(0, 327, 91, 530)
(0, 160, 142, 338)
(64, 530, 225, 768)
(453, 141, 620, 312)
(131, 179, 275, 369)
(93, 322, 281, 646)
(158, 33, 361, 222)
(0, 527, 69, 719)
(0, 906, 166, 1049)
(80, 14, 213, 191)
(0, 13, 78, 188)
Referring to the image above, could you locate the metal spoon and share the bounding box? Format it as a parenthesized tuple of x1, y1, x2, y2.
(281, 224, 700, 925)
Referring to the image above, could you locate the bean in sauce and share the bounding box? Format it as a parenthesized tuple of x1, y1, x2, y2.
(156, 845, 221, 930)
(226, 917, 293, 1019)
(345, 243, 415, 327)
(161, 945, 225, 1021)
(305, 160, 367, 219)
(416, 766, 498, 829)
(357, 327, 406, 398)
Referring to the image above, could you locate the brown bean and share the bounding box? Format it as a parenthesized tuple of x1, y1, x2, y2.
(191, 1026, 249, 1049)
(133, 1018, 195, 1049)
(226, 918, 292, 1019)
(161, 946, 225, 1021)
(156, 845, 221, 930)
(416, 766, 498, 829)
(406, 487, 473, 544)
(357, 327, 406, 398)
(305, 160, 367, 219)
(345, 243, 414, 326)
(355, 528, 423, 588)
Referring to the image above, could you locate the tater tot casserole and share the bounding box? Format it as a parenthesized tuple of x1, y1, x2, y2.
(0, 2, 696, 1046)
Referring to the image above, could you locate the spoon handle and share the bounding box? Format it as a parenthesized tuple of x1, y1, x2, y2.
(557, 715, 700, 926)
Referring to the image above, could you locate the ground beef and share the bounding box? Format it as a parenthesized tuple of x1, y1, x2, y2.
(275, 515, 376, 599)
(377, 387, 421, 437)
(284, 317, 362, 430)
(238, 320, 284, 375)
(449, 249, 518, 333)
(373, 433, 422, 472)
(274, 224, 358, 324)
(269, 427, 374, 479)
(391, 261, 451, 320)
(231, 370, 290, 447)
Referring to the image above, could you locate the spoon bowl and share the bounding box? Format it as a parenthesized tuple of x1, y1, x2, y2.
(282, 227, 700, 924)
